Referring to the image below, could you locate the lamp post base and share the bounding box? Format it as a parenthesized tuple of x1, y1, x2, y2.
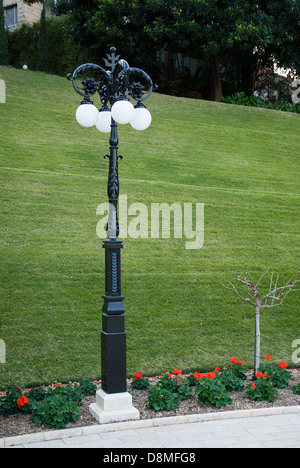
(89, 389, 140, 424)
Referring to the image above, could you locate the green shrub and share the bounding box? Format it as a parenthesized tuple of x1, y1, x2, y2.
(0, 379, 96, 428)
(6, 16, 90, 76)
(79, 379, 97, 396)
(148, 385, 180, 411)
(131, 372, 150, 390)
(46, 383, 84, 402)
(0, 383, 31, 415)
(245, 376, 278, 402)
(147, 371, 192, 411)
(228, 358, 248, 380)
(217, 370, 244, 392)
(26, 386, 47, 402)
(157, 373, 192, 400)
(291, 383, 300, 395)
(258, 365, 291, 389)
(195, 378, 232, 408)
(219, 92, 300, 113)
(31, 393, 80, 429)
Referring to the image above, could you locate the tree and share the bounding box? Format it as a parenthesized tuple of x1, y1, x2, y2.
(223, 268, 299, 375)
(0, 0, 9, 65)
(36, 4, 48, 72)
(50, 0, 300, 100)
(254, 0, 300, 76)
(22, 0, 49, 71)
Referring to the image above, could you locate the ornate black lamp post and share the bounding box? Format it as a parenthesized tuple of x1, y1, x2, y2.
(67, 47, 154, 423)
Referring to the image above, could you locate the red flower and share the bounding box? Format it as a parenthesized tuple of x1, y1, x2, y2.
(17, 395, 28, 408)
(56, 383, 61, 387)
(134, 371, 142, 379)
(168, 373, 172, 378)
(251, 382, 256, 388)
(265, 354, 272, 360)
(172, 369, 182, 375)
(205, 372, 215, 379)
(230, 358, 244, 365)
(278, 361, 288, 369)
(215, 367, 220, 372)
(193, 372, 205, 382)
(177, 379, 182, 384)
(256, 372, 269, 379)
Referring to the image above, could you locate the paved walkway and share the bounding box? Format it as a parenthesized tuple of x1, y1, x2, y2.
(2, 407, 300, 449)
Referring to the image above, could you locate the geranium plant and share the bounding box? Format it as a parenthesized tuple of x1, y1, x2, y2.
(245, 372, 278, 402)
(0, 383, 31, 415)
(195, 376, 232, 408)
(258, 355, 291, 388)
(147, 385, 180, 411)
(147, 368, 192, 411)
(0, 379, 97, 429)
(228, 358, 248, 380)
(131, 371, 150, 390)
(31, 393, 80, 430)
(291, 383, 300, 395)
(218, 370, 245, 392)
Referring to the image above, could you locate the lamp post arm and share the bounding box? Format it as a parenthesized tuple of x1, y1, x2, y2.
(67, 63, 111, 100)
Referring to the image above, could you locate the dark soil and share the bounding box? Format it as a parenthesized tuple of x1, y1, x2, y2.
(1, 371, 299, 439)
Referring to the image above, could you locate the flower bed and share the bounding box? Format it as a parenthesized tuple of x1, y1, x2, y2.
(0, 356, 299, 439)
(132, 357, 297, 411)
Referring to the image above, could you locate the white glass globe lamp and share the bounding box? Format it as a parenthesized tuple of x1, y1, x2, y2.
(130, 105, 152, 131)
(96, 110, 112, 133)
(111, 99, 134, 124)
(76, 103, 99, 127)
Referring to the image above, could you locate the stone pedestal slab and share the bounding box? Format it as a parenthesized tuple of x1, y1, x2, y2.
(89, 389, 140, 424)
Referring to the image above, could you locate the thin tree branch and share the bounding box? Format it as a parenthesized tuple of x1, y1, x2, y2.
(260, 303, 284, 309)
(260, 282, 299, 302)
(256, 269, 267, 289)
(223, 281, 255, 306)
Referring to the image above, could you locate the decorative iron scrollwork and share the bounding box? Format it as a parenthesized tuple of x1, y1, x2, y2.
(68, 47, 154, 106)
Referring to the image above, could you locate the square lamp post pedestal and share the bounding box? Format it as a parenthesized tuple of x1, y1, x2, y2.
(88, 239, 140, 424)
(89, 389, 140, 424)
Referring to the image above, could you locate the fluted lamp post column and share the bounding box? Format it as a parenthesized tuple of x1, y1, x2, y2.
(67, 47, 154, 423)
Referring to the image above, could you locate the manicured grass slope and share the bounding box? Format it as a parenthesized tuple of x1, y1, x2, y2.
(0, 67, 299, 388)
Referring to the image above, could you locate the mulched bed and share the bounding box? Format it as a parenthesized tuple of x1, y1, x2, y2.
(1, 371, 299, 439)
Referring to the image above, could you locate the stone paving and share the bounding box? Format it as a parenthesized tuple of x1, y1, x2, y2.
(2, 406, 300, 449)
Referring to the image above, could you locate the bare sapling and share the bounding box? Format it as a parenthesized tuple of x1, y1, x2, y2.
(223, 268, 299, 374)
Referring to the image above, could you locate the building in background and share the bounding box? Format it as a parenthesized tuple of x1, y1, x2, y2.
(4, 1, 39, 29)
(3, 1, 46, 30)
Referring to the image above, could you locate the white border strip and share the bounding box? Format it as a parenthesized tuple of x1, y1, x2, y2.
(1, 405, 300, 447)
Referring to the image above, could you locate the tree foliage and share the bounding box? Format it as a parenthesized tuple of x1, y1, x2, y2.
(0, 0, 9, 65)
(28, 0, 300, 99)
(36, 5, 48, 72)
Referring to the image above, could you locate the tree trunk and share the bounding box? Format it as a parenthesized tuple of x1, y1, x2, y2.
(209, 55, 222, 101)
(241, 58, 254, 96)
(254, 304, 261, 375)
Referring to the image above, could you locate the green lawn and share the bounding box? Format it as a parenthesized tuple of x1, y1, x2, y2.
(0, 66, 299, 389)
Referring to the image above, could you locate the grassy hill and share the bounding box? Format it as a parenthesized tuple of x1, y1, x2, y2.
(0, 66, 299, 388)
